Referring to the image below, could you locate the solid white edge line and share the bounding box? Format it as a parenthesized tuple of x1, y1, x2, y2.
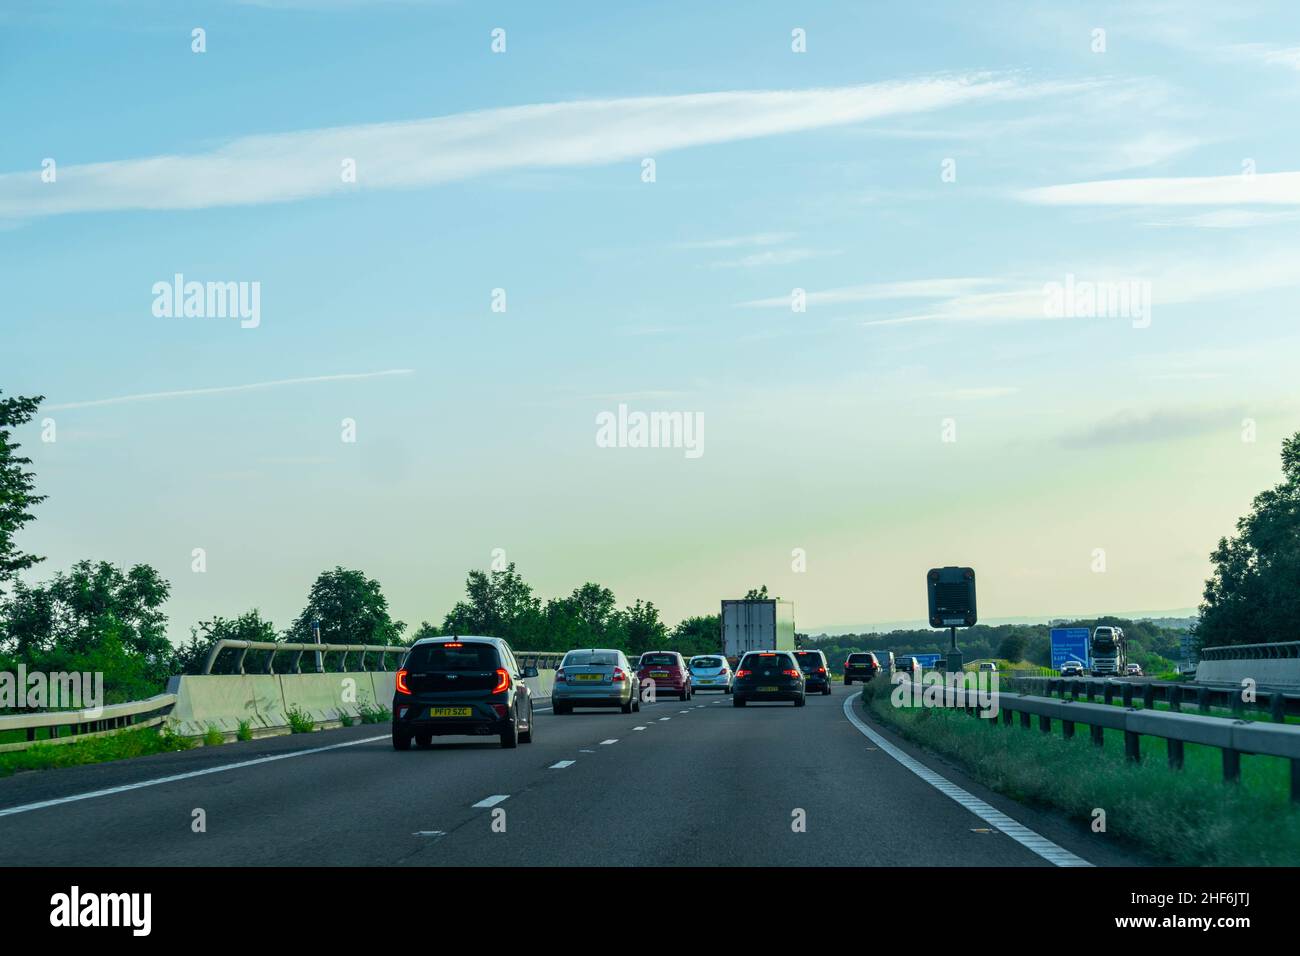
(0, 733, 391, 819)
(842, 692, 1093, 868)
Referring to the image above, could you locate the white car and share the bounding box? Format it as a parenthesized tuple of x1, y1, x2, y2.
(1126, 663, 1143, 676)
(687, 655, 733, 693)
(1060, 661, 1085, 677)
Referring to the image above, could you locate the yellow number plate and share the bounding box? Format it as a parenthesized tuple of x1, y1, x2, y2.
(428, 707, 472, 718)
(758, 686, 779, 692)
(650, 671, 670, 677)
(573, 674, 603, 681)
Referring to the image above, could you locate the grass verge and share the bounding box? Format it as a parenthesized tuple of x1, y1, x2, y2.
(0, 725, 195, 778)
(859, 679, 1300, 866)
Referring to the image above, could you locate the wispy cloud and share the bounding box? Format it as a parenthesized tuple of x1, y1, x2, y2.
(1021, 171, 1300, 206)
(1059, 407, 1244, 449)
(0, 74, 1060, 219)
(677, 232, 794, 250)
(711, 248, 835, 269)
(45, 370, 413, 410)
(1143, 209, 1300, 229)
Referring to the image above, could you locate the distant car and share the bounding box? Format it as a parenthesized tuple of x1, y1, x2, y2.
(895, 655, 921, 680)
(637, 651, 693, 701)
(392, 636, 537, 750)
(733, 651, 806, 707)
(793, 649, 833, 695)
(977, 661, 998, 674)
(552, 648, 641, 714)
(688, 655, 733, 693)
(843, 652, 881, 686)
(871, 650, 896, 678)
(1060, 661, 1085, 677)
(1126, 663, 1143, 676)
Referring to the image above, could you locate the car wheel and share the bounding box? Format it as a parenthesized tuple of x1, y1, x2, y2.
(500, 714, 519, 749)
(392, 728, 412, 751)
(733, 696, 746, 707)
(844, 677, 852, 686)
(679, 688, 689, 701)
(554, 702, 571, 715)
(795, 694, 806, 707)
(415, 731, 433, 748)
(724, 685, 732, 695)
(520, 705, 534, 743)
(621, 694, 634, 714)
(823, 686, 832, 695)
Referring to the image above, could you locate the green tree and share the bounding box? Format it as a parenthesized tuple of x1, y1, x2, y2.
(613, 598, 668, 655)
(670, 614, 720, 657)
(997, 633, 1028, 662)
(0, 391, 46, 591)
(1198, 432, 1300, 650)
(289, 567, 406, 647)
(441, 562, 541, 645)
(172, 610, 278, 674)
(744, 585, 774, 600)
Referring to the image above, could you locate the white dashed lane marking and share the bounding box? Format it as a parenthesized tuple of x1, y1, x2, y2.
(550, 760, 576, 769)
(600, 739, 618, 745)
(472, 794, 510, 808)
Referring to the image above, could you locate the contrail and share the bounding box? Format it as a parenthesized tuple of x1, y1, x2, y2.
(45, 369, 414, 410)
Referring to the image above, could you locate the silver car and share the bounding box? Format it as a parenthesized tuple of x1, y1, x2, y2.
(688, 654, 733, 693)
(552, 648, 641, 714)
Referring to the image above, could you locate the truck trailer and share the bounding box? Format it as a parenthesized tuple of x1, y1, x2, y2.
(1090, 625, 1127, 677)
(721, 599, 796, 666)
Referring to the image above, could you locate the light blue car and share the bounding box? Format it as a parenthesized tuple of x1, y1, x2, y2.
(552, 648, 641, 714)
(688, 655, 733, 693)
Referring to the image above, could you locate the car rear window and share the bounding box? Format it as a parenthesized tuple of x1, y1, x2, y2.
(405, 642, 499, 672)
(740, 653, 790, 669)
(794, 653, 822, 668)
(563, 650, 619, 667)
(847, 653, 876, 664)
(640, 654, 677, 667)
(690, 657, 723, 668)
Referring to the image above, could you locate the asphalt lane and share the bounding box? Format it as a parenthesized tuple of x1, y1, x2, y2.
(0, 685, 1149, 866)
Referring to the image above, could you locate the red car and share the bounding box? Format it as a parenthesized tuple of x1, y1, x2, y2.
(637, 651, 693, 701)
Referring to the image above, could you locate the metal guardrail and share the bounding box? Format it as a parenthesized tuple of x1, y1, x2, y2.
(1010, 675, 1300, 720)
(201, 639, 410, 674)
(937, 684, 1300, 801)
(0, 693, 177, 753)
(2, 649, 560, 752)
(1200, 641, 1300, 661)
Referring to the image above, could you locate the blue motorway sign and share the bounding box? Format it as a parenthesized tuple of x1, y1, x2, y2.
(1050, 627, 1090, 669)
(914, 654, 941, 668)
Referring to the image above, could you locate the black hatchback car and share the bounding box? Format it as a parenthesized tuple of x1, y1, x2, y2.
(793, 649, 833, 695)
(392, 636, 538, 750)
(732, 651, 806, 707)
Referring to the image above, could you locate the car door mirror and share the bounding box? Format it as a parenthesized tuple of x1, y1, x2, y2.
(522, 666, 539, 679)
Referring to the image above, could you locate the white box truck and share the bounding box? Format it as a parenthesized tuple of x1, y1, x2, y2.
(721, 599, 796, 666)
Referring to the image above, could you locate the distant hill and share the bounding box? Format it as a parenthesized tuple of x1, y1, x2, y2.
(809, 608, 1198, 637)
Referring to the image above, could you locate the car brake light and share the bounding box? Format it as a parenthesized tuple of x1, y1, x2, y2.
(442, 642, 463, 647)
(783, 669, 800, 678)
(817, 666, 826, 674)
(612, 667, 626, 683)
(735, 669, 751, 678)
(396, 669, 411, 695)
(492, 668, 510, 694)
(555, 668, 566, 682)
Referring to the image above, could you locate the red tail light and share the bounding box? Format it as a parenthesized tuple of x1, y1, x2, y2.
(736, 669, 751, 678)
(555, 668, 567, 682)
(611, 667, 626, 683)
(396, 669, 411, 695)
(492, 668, 510, 694)
(817, 666, 827, 674)
(783, 669, 800, 678)
(442, 642, 463, 647)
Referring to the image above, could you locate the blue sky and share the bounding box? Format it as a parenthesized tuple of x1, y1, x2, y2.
(4, 1, 1300, 639)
